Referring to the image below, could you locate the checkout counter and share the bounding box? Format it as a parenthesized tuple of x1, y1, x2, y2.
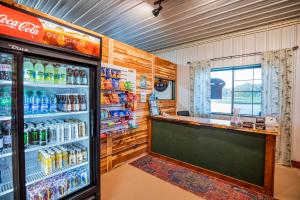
(148, 115, 279, 196)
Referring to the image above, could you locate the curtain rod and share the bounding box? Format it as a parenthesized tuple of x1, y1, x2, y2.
(187, 45, 298, 64)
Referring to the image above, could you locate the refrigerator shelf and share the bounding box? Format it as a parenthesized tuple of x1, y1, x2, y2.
(24, 136, 89, 153)
(26, 161, 89, 186)
(24, 111, 89, 119)
(0, 116, 12, 121)
(0, 148, 12, 158)
(24, 82, 89, 89)
(0, 182, 13, 197)
(0, 80, 12, 85)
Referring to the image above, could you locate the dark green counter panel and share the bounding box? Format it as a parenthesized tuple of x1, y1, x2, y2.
(151, 120, 266, 186)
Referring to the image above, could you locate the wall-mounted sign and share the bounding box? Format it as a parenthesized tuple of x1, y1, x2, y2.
(154, 77, 169, 92)
(140, 75, 147, 89)
(0, 5, 100, 57)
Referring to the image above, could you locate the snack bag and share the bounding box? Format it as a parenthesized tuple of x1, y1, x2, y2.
(104, 79, 113, 90)
(112, 78, 120, 90)
(125, 81, 132, 91)
(119, 81, 126, 91)
(101, 77, 105, 89)
(106, 68, 111, 79)
(101, 67, 106, 77)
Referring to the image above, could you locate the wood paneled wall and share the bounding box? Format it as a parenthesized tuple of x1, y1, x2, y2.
(1, 1, 177, 173)
(153, 56, 177, 115)
(100, 39, 177, 173)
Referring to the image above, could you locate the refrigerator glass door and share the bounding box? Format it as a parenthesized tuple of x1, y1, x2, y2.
(0, 52, 16, 200)
(23, 56, 91, 199)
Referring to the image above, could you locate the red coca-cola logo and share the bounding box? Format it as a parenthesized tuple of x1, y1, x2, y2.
(0, 5, 44, 42)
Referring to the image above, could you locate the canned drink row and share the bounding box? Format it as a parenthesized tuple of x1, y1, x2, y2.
(24, 119, 87, 148)
(27, 168, 88, 200)
(38, 143, 88, 175)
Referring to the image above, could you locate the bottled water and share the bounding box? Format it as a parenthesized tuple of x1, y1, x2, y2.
(40, 92, 49, 113)
(31, 91, 40, 114)
(49, 94, 57, 113)
(24, 91, 30, 114)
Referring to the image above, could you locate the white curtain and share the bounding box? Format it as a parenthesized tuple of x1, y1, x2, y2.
(261, 49, 294, 166)
(189, 60, 211, 117)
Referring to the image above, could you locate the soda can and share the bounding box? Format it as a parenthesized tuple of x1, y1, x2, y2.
(55, 149, 63, 169)
(64, 123, 72, 141)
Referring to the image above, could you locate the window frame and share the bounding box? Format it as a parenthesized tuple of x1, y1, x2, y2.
(210, 64, 262, 117)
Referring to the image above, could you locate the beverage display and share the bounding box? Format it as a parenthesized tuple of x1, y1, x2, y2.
(23, 58, 88, 86)
(27, 167, 89, 200)
(24, 91, 87, 115)
(38, 143, 88, 175)
(22, 56, 92, 200)
(0, 53, 13, 81)
(0, 52, 15, 200)
(24, 119, 87, 148)
(0, 87, 11, 116)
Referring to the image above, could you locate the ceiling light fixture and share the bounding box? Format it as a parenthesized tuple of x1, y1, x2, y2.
(152, 0, 165, 17)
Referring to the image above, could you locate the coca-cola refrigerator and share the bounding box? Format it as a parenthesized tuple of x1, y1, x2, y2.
(0, 3, 101, 200)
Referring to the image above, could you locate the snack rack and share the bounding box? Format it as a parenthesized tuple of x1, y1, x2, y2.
(100, 63, 137, 138)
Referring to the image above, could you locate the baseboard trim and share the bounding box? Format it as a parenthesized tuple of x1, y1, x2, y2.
(291, 160, 300, 169)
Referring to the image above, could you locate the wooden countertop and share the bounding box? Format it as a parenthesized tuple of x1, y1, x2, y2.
(149, 115, 279, 136)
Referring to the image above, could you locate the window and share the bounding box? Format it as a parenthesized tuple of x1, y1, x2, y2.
(210, 64, 262, 116)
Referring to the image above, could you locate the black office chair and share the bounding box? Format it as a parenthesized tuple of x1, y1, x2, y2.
(177, 111, 190, 116)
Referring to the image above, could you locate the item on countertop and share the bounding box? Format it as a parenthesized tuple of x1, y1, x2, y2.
(265, 116, 279, 132)
(255, 123, 265, 130)
(230, 108, 242, 127)
(256, 117, 265, 123)
(242, 122, 254, 128)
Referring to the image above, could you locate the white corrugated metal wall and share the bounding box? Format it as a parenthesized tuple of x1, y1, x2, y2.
(155, 18, 300, 162)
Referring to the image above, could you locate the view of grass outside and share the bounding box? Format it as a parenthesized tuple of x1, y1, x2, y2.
(210, 66, 262, 116)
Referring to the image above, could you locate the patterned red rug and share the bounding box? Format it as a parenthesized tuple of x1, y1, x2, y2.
(130, 155, 275, 200)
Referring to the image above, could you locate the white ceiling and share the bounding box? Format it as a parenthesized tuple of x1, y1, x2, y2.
(15, 0, 300, 52)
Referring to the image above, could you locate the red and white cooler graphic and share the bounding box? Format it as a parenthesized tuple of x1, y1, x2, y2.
(0, 5, 100, 57)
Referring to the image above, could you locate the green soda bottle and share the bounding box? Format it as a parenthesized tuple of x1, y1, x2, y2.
(59, 65, 67, 85)
(34, 60, 44, 84)
(44, 63, 54, 84)
(23, 58, 35, 83)
(54, 64, 59, 84)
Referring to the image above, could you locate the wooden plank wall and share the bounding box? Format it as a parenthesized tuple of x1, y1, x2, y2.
(153, 56, 177, 115)
(1, 0, 177, 174)
(100, 39, 174, 173)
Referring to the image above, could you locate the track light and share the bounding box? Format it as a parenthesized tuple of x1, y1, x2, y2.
(152, 0, 164, 17)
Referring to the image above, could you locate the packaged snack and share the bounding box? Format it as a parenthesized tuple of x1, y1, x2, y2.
(119, 93, 127, 103)
(103, 95, 111, 104)
(101, 77, 105, 89)
(112, 78, 120, 89)
(104, 78, 113, 90)
(119, 81, 126, 90)
(116, 70, 121, 78)
(125, 81, 132, 91)
(106, 68, 111, 79)
(101, 67, 106, 77)
(109, 93, 120, 104)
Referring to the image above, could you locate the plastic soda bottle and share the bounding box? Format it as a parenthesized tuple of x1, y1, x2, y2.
(59, 65, 67, 85)
(44, 63, 54, 84)
(23, 58, 35, 83)
(34, 60, 44, 84)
